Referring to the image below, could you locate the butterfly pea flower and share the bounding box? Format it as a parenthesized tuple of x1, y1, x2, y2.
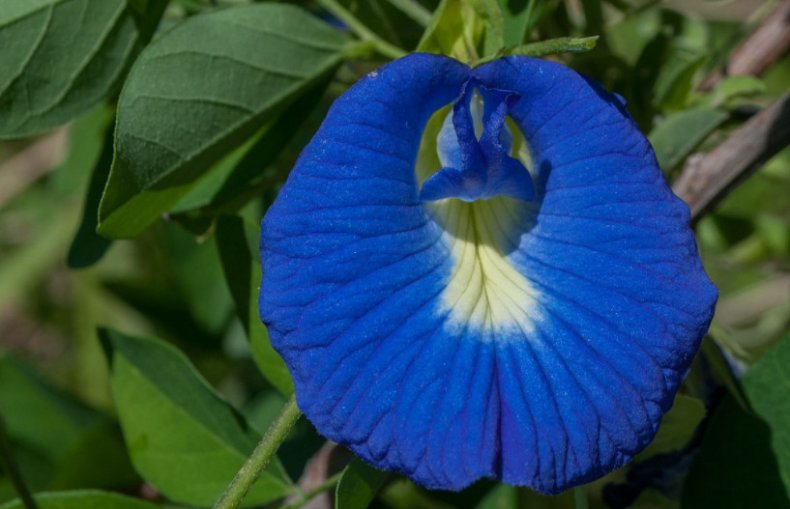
(259, 54, 717, 494)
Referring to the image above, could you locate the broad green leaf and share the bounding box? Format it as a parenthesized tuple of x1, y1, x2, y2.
(335, 459, 388, 509)
(98, 3, 349, 239)
(162, 223, 234, 335)
(703, 75, 767, 108)
(471, 0, 504, 57)
(171, 79, 329, 216)
(653, 52, 706, 111)
(100, 328, 293, 507)
(682, 335, 790, 508)
(606, 6, 661, 66)
(496, 0, 534, 47)
(629, 31, 671, 127)
(0, 0, 138, 139)
(0, 356, 137, 500)
(741, 333, 790, 473)
(648, 107, 728, 171)
(636, 394, 704, 460)
(67, 124, 115, 268)
(418, 0, 503, 62)
(216, 216, 293, 395)
(0, 490, 158, 509)
(701, 337, 748, 409)
(418, 0, 470, 60)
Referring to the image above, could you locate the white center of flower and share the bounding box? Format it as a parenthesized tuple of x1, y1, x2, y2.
(430, 197, 541, 336)
(416, 101, 542, 337)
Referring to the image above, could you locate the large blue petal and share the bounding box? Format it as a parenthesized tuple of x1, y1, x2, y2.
(260, 54, 496, 490)
(260, 54, 717, 493)
(472, 57, 717, 491)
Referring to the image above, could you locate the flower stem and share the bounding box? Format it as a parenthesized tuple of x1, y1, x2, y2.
(383, 0, 432, 26)
(315, 0, 407, 60)
(212, 395, 302, 509)
(0, 414, 38, 509)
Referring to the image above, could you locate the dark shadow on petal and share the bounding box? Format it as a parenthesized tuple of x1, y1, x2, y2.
(421, 159, 550, 257)
(581, 74, 632, 121)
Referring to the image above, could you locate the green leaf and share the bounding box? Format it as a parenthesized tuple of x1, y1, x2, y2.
(216, 216, 293, 395)
(703, 75, 767, 108)
(162, 223, 235, 335)
(648, 107, 728, 171)
(171, 79, 329, 216)
(418, 0, 503, 62)
(100, 328, 293, 507)
(66, 123, 115, 268)
(0, 0, 139, 139)
(488, 36, 598, 61)
(0, 356, 137, 499)
(701, 336, 749, 409)
(496, 0, 535, 47)
(605, 6, 661, 67)
(740, 332, 790, 470)
(682, 334, 790, 508)
(636, 394, 704, 460)
(335, 459, 388, 509)
(653, 52, 706, 111)
(0, 490, 159, 509)
(471, 0, 504, 57)
(98, 3, 348, 239)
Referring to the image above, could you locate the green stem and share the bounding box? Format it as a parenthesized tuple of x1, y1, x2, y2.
(212, 395, 302, 509)
(280, 472, 343, 509)
(383, 0, 432, 26)
(315, 0, 407, 60)
(0, 414, 38, 509)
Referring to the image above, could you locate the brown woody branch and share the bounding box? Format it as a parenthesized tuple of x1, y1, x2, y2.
(700, 0, 790, 91)
(672, 91, 790, 221)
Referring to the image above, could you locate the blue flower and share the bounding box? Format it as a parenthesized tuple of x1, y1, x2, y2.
(259, 54, 717, 494)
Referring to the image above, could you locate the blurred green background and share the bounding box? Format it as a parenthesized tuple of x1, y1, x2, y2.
(0, 0, 788, 508)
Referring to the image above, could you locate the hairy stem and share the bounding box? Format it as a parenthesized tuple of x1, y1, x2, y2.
(212, 395, 302, 509)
